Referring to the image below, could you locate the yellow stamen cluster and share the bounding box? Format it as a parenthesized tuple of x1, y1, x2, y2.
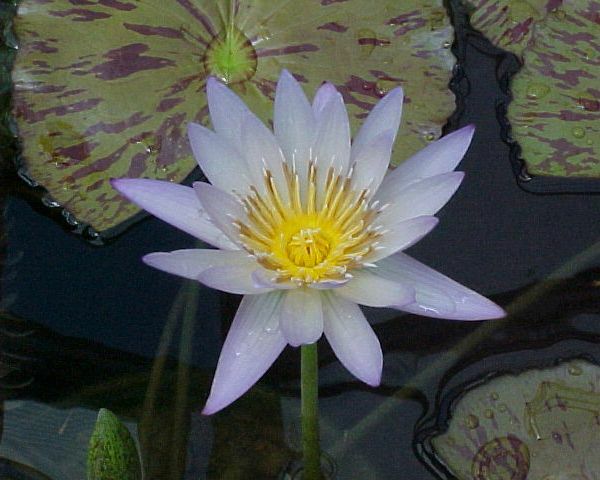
(235, 161, 382, 285)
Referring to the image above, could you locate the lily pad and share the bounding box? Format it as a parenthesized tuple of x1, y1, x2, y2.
(431, 359, 600, 479)
(11, 0, 455, 238)
(506, 0, 600, 178)
(466, 0, 555, 56)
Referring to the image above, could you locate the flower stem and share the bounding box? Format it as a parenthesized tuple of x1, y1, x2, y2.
(301, 342, 322, 480)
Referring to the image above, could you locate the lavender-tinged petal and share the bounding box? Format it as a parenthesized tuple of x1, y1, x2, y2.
(188, 123, 252, 195)
(367, 216, 439, 263)
(280, 288, 324, 347)
(374, 252, 505, 320)
(202, 292, 287, 415)
(240, 113, 288, 201)
(206, 77, 252, 151)
(376, 172, 465, 223)
(377, 125, 474, 197)
(111, 179, 235, 250)
(351, 130, 395, 194)
(251, 269, 297, 290)
(143, 249, 251, 280)
(197, 265, 274, 295)
(335, 269, 414, 307)
(322, 293, 382, 386)
(351, 87, 403, 162)
(308, 278, 351, 289)
(312, 82, 338, 119)
(193, 182, 245, 247)
(274, 69, 316, 181)
(312, 89, 351, 179)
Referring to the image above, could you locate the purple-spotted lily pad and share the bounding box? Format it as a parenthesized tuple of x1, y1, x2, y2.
(432, 359, 600, 479)
(467, 0, 557, 56)
(11, 0, 455, 237)
(507, 0, 600, 178)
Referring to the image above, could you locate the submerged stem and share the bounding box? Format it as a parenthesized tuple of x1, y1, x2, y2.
(301, 342, 322, 480)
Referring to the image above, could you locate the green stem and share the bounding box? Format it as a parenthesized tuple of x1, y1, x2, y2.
(301, 343, 322, 480)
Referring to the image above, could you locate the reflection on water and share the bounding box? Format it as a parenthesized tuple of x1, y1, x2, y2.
(1, 260, 599, 478)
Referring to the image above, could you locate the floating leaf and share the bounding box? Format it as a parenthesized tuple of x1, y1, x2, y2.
(12, 0, 455, 237)
(466, 0, 555, 56)
(507, 0, 600, 178)
(87, 408, 142, 480)
(431, 360, 600, 479)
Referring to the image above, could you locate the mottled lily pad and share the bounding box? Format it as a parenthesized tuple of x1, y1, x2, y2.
(11, 0, 455, 237)
(507, 0, 600, 178)
(431, 359, 600, 479)
(466, 0, 556, 56)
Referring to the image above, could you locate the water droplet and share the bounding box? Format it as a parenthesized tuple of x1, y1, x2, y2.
(443, 40, 452, 49)
(551, 7, 566, 19)
(571, 126, 586, 139)
(508, 0, 539, 23)
(484, 409, 494, 419)
(577, 97, 600, 112)
(375, 79, 396, 97)
(498, 403, 507, 412)
(356, 28, 377, 57)
(568, 363, 583, 375)
(146, 143, 160, 155)
(234, 351, 242, 357)
(256, 24, 272, 42)
(465, 414, 479, 429)
(526, 82, 550, 99)
(424, 132, 436, 142)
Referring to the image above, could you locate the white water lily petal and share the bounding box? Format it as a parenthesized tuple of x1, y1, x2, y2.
(351, 130, 395, 194)
(308, 278, 351, 289)
(202, 292, 286, 415)
(206, 77, 252, 151)
(193, 182, 245, 247)
(240, 113, 288, 200)
(251, 270, 297, 290)
(376, 172, 465, 223)
(335, 269, 414, 307)
(111, 179, 236, 250)
(323, 293, 382, 386)
(188, 123, 252, 195)
(351, 87, 404, 163)
(143, 249, 251, 281)
(198, 265, 273, 295)
(374, 252, 505, 320)
(312, 82, 338, 119)
(280, 288, 324, 346)
(312, 89, 351, 178)
(274, 69, 316, 180)
(377, 125, 475, 197)
(368, 216, 439, 263)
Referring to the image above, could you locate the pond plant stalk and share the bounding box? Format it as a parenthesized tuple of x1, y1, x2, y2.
(301, 342, 322, 479)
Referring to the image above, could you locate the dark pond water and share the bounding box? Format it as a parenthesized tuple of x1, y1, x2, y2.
(1, 4, 600, 480)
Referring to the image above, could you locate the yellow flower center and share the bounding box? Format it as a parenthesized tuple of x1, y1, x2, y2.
(235, 161, 382, 285)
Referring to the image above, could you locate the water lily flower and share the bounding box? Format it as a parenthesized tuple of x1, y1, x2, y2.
(111, 70, 505, 415)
